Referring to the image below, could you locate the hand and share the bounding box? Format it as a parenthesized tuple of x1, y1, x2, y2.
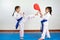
(40, 15, 43, 18)
(35, 12, 38, 16)
(35, 13, 38, 16)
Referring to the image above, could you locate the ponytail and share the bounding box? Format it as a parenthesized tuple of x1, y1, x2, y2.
(12, 11, 15, 16)
(50, 8, 52, 15)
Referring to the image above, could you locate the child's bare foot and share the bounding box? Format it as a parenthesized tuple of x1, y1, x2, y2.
(38, 38, 44, 40)
(20, 37, 24, 40)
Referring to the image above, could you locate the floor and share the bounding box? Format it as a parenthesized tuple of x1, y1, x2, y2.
(0, 32, 60, 40)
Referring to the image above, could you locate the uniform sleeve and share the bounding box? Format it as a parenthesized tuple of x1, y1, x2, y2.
(41, 13, 51, 20)
(14, 13, 20, 19)
(40, 14, 47, 21)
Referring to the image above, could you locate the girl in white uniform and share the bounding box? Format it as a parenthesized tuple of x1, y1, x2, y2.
(38, 7, 52, 40)
(12, 6, 25, 39)
(12, 6, 36, 40)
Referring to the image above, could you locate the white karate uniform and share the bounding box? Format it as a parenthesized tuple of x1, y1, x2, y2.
(14, 12, 25, 38)
(40, 12, 51, 39)
(14, 12, 35, 38)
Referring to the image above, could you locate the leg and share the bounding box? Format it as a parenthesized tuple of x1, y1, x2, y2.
(19, 23, 24, 39)
(16, 21, 19, 29)
(41, 25, 47, 39)
(46, 28, 50, 38)
(39, 22, 48, 40)
(41, 21, 44, 32)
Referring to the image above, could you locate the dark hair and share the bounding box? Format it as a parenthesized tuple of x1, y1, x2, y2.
(46, 6, 52, 15)
(12, 6, 20, 16)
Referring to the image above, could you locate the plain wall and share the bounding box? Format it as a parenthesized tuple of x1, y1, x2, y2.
(0, 0, 60, 30)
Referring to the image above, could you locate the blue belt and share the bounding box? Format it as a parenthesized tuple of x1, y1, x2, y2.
(41, 19, 47, 32)
(16, 17, 23, 29)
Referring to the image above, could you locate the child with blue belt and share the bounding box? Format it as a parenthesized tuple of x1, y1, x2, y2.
(37, 7, 52, 40)
(12, 6, 25, 39)
(12, 6, 36, 40)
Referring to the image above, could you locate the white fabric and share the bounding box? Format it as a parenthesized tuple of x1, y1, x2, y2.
(14, 12, 23, 20)
(14, 12, 35, 37)
(40, 12, 51, 21)
(41, 21, 50, 39)
(14, 11, 24, 37)
(19, 23, 24, 37)
(40, 12, 51, 39)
